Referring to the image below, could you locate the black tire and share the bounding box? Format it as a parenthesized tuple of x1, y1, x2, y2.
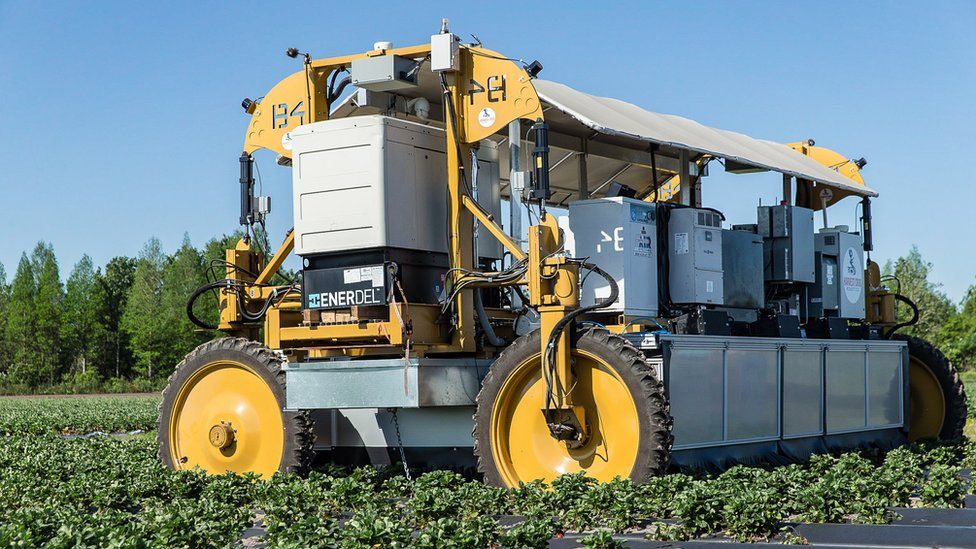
(894, 334, 968, 440)
(157, 337, 313, 476)
(473, 327, 672, 486)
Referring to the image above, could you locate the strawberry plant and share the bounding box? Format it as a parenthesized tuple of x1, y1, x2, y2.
(0, 395, 972, 546)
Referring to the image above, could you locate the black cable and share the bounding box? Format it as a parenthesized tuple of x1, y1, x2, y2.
(542, 261, 618, 412)
(327, 75, 352, 104)
(886, 293, 920, 339)
(186, 281, 226, 330)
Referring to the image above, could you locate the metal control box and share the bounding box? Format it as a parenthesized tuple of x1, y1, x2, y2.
(351, 55, 419, 91)
(721, 229, 763, 309)
(813, 229, 865, 319)
(758, 205, 815, 283)
(667, 208, 724, 305)
(569, 197, 658, 317)
(290, 116, 502, 259)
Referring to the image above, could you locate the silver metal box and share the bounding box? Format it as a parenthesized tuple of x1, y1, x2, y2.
(569, 197, 658, 317)
(814, 229, 865, 319)
(667, 208, 723, 305)
(290, 116, 502, 259)
(351, 55, 419, 91)
(284, 357, 482, 409)
(721, 229, 763, 308)
(758, 205, 815, 283)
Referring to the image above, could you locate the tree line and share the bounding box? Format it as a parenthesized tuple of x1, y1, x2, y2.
(0, 234, 239, 393)
(0, 238, 972, 394)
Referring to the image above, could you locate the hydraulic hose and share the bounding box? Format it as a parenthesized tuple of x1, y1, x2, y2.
(886, 293, 920, 339)
(186, 280, 289, 330)
(542, 262, 619, 410)
(186, 281, 226, 330)
(474, 288, 507, 347)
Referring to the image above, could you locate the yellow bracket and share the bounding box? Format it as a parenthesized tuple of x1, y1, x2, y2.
(255, 230, 295, 285)
(462, 195, 526, 261)
(528, 214, 579, 409)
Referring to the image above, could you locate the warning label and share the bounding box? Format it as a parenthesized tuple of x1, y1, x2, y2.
(674, 232, 689, 255)
(634, 226, 654, 257)
(842, 247, 863, 303)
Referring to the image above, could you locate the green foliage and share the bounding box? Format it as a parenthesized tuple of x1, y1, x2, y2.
(919, 464, 965, 507)
(0, 435, 257, 547)
(122, 238, 168, 379)
(0, 395, 159, 435)
(32, 242, 64, 386)
(0, 263, 9, 373)
(1, 231, 251, 392)
(884, 246, 956, 343)
(579, 528, 625, 548)
(0, 397, 971, 548)
(61, 255, 108, 378)
(99, 255, 137, 379)
(5, 254, 38, 386)
(160, 235, 208, 367)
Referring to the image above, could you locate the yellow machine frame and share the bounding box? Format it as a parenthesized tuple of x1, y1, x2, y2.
(220, 40, 587, 412)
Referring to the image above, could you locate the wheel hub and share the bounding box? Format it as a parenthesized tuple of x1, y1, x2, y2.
(208, 422, 235, 449)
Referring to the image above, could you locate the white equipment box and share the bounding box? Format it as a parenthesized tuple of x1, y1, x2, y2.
(667, 208, 724, 306)
(290, 115, 501, 258)
(568, 197, 658, 317)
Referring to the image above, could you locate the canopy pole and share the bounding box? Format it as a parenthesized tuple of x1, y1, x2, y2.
(783, 174, 793, 205)
(679, 149, 692, 206)
(578, 137, 588, 200)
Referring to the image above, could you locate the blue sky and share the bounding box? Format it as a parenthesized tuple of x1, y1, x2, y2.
(1, 1, 974, 300)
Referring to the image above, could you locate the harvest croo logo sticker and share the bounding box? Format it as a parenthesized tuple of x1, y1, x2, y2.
(842, 247, 863, 303)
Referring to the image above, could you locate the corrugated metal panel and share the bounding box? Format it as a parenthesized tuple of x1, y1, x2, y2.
(534, 80, 876, 197)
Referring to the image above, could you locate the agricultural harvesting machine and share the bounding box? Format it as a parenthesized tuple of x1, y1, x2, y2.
(159, 23, 968, 486)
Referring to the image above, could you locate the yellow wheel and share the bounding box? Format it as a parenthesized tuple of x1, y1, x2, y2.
(895, 334, 968, 442)
(474, 328, 672, 487)
(157, 338, 312, 478)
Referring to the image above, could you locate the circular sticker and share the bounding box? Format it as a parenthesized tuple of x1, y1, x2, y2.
(842, 246, 863, 303)
(477, 107, 496, 128)
(281, 131, 293, 151)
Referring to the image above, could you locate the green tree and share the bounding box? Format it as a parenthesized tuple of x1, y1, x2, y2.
(937, 284, 976, 370)
(0, 263, 10, 372)
(883, 246, 956, 344)
(31, 243, 63, 386)
(122, 238, 168, 379)
(161, 234, 207, 367)
(61, 255, 108, 377)
(5, 254, 37, 385)
(99, 256, 136, 378)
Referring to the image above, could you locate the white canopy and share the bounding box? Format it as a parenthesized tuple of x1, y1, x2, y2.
(533, 80, 875, 197)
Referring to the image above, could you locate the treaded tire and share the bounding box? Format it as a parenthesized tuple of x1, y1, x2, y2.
(893, 334, 968, 440)
(157, 337, 313, 476)
(473, 327, 672, 486)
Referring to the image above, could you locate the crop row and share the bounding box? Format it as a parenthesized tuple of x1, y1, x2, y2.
(1, 434, 973, 547)
(0, 395, 159, 435)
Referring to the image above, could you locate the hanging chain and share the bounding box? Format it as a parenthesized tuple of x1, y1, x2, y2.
(388, 408, 411, 480)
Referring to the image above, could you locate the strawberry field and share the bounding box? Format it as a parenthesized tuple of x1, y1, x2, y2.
(0, 395, 973, 547)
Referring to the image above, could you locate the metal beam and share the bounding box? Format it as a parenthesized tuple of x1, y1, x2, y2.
(589, 164, 632, 197)
(545, 132, 698, 175)
(578, 138, 588, 200)
(508, 120, 523, 247)
(679, 149, 691, 206)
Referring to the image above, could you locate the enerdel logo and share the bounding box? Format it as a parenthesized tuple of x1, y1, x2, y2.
(307, 288, 384, 309)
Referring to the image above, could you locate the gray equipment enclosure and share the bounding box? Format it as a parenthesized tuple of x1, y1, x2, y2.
(283, 334, 908, 461)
